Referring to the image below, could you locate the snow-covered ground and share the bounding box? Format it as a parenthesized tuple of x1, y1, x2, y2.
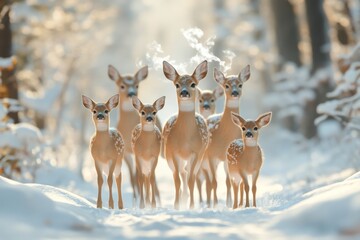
(1, 124, 360, 239)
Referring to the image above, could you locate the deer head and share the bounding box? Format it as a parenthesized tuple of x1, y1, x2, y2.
(132, 96, 166, 131)
(163, 60, 208, 112)
(82, 94, 119, 131)
(108, 65, 148, 111)
(231, 112, 272, 147)
(214, 65, 250, 108)
(197, 86, 223, 118)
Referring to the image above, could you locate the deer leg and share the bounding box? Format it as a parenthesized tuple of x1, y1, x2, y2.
(115, 172, 123, 209)
(252, 171, 260, 207)
(145, 175, 151, 207)
(232, 179, 239, 209)
(95, 164, 103, 208)
(153, 173, 161, 207)
(224, 162, 232, 208)
(124, 153, 138, 204)
(204, 170, 212, 208)
(138, 172, 145, 209)
(188, 159, 198, 209)
(196, 172, 203, 204)
(240, 172, 250, 207)
(209, 158, 218, 207)
(239, 181, 244, 207)
(150, 170, 157, 208)
(173, 170, 181, 210)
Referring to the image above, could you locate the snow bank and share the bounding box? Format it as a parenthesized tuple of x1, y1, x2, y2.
(270, 173, 360, 238)
(0, 176, 95, 239)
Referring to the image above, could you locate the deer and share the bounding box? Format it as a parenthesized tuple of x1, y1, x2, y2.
(196, 86, 223, 203)
(131, 95, 165, 208)
(162, 60, 209, 209)
(82, 94, 125, 209)
(107, 65, 161, 205)
(226, 112, 272, 208)
(203, 65, 251, 208)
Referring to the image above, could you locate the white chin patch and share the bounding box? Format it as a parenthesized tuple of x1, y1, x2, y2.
(179, 100, 195, 112)
(201, 110, 212, 119)
(245, 138, 257, 147)
(227, 99, 239, 108)
(96, 122, 108, 131)
(122, 99, 135, 111)
(142, 123, 155, 131)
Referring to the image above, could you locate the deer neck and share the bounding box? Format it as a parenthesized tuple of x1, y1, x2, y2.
(242, 138, 258, 150)
(177, 99, 196, 126)
(94, 128, 110, 140)
(119, 96, 136, 113)
(142, 123, 155, 132)
(222, 97, 240, 123)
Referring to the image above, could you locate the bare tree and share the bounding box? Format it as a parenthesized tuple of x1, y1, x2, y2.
(0, 0, 19, 123)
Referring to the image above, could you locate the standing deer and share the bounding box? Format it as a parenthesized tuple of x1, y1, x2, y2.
(131, 96, 165, 208)
(82, 94, 124, 209)
(196, 87, 223, 203)
(203, 65, 251, 208)
(226, 112, 272, 208)
(108, 65, 161, 204)
(162, 60, 209, 209)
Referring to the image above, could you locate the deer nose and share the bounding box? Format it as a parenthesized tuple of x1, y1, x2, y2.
(146, 116, 153, 122)
(97, 113, 105, 120)
(203, 103, 210, 109)
(245, 131, 253, 138)
(128, 92, 136, 97)
(231, 90, 239, 97)
(180, 89, 190, 98)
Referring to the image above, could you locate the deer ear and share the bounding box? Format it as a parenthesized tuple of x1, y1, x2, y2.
(239, 64, 250, 82)
(106, 94, 119, 110)
(214, 68, 226, 85)
(135, 66, 148, 82)
(192, 60, 208, 81)
(154, 96, 166, 111)
(231, 112, 246, 127)
(213, 86, 224, 99)
(82, 95, 95, 110)
(132, 96, 143, 111)
(163, 61, 179, 81)
(108, 65, 121, 83)
(256, 112, 272, 128)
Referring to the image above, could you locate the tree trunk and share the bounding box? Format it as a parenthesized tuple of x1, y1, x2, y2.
(0, 2, 19, 123)
(305, 0, 330, 74)
(268, 0, 301, 68)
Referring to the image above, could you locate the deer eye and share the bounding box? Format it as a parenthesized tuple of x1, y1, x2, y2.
(141, 111, 145, 116)
(93, 110, 97, 114)
(199, 99, 203, 103)
(211, 99, 215, 103)
(136, 85, 139, 89)
(242, 127, 246, 131)
(120, 85, 125, 90)
(190, 83, 196, 88)
(153, 111, 156, 115)
(175, 84, 180, 89)
(104, 110, 109, 114)
(254, 127, 258, 131)
(238, 84, 243, 88)
(225, 85, 230, 89)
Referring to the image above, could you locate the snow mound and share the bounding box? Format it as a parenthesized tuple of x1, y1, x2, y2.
(0, 176, 95, 239)
(271, 175, 360, 238)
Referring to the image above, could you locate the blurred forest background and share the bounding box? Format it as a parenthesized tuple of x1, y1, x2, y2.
(0, 0, 359, 182)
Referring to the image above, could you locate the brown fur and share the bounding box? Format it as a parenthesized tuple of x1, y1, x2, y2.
(203, 65, 251, 208)
(131, 96, 165, 208)
(162, 60, 209, 209)
(108, 65, 161, 204)
(226, 112, 272, 208)
(82, 94, 124, 209)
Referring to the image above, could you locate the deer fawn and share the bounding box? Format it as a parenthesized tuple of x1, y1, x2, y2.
(227, 112, 272, 208)
(82, 94, 124, 209)
(108, 65, 161, 204)
(162, 60, 209, 209)
(131, 96, 165, 208)
(203, 65, 251, 208)
(196, 86, 223, 203)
